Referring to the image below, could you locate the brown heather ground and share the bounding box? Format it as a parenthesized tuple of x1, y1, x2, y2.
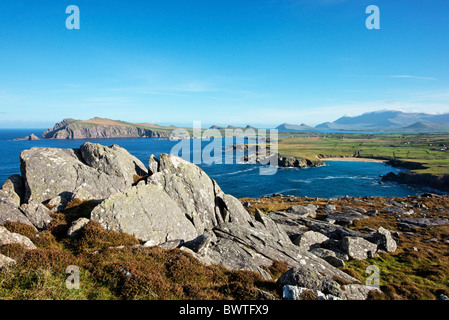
(241, 194, 449, 300)
(0, 199, 284, 300)
(1, 195, 448, 300)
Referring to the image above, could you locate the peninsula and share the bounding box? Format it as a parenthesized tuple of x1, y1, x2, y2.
(40, 118, 176, 140)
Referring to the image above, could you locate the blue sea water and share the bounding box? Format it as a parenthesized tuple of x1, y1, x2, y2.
(0, 129, 443, 199)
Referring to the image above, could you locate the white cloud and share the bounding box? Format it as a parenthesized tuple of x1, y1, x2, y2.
(388, 75, 437, 81)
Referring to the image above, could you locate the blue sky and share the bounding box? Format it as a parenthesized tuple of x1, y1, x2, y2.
(0, 0, 449, 128)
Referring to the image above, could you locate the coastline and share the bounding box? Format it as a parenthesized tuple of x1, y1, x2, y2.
(321, 157, 387, 163)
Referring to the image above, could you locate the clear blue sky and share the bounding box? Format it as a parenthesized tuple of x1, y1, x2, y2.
(0, 0, 448, 128)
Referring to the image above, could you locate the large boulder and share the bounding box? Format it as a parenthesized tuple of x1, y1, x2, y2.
(293, 230, 329, 250)
(148, 153, 251, 233)
(277, 266, 375, 300)
(80, 142, 148, 185)
(374, 227, 397, 252)
(0, 226, 36, 250)
(339, 236, 378, 260)
(90, 184, 197, 245)
(20, 147, 129, 204)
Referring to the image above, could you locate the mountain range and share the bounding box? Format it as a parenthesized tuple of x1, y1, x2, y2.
(278, 110, 449, 132)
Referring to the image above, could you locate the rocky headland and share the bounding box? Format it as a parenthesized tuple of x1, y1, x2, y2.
(1, 142, 448, 300)
(39, 118, 172, 140)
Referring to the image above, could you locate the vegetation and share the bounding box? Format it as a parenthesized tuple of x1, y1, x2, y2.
(0, 201, 281, 300)
(275, 132, 449, 175)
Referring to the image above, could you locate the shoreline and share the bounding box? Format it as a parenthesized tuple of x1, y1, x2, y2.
(320, 157, 387, 163)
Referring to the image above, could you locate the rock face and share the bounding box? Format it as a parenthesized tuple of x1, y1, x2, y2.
(91, 184, 198, 244)
(80, 142, 148, 185)
(278, 155, 324, 168)
(20, 146, 131, 204)
(41, 118, 170, 140)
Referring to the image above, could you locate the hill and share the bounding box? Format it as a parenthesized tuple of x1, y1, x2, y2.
(41, 118, 174, 139)
(316, 110, 449, 131)
(276, 123, 316, 132)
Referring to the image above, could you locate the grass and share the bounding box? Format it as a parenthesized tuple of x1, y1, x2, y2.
(275, 132, 449, 175)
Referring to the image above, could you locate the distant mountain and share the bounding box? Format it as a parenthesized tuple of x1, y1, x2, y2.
(316, 110, 449, 131)
(402, 121, 449, 132)
(276, 123, 316, 132)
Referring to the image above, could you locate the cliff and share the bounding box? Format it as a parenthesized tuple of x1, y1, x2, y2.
(41, 118, 172, 139)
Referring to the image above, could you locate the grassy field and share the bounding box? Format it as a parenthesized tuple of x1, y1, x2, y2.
(276, 132, 449, 175)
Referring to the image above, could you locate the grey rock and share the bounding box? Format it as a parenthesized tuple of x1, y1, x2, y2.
(91, 184, 197, 244)
(339, 284, 378, 300)
(0, 226, 36, 250)
(325, 210, 367, 226)
(278, 268, 373, 300)
(339, 236, 378, 260)
(210, 221, 357, 283)
(287, 204, 318, 218)
(0, 193, 34, 227)
(298, 217, 369, 240)
(80, 142, 148, 186)
(148, 154, 160, 176)
(324, 204, 337, 214)
(46, 195, 71, 212)
(323, 256, 345, 268)
(366, 210, 378, 216)
(277, 267, 344, 297)
(20, 201, 53, 229)
(293, 231, 329, 250)
(149, 154, 251, 233)
(398, 217, 449, 228)
(156, 239, 184, 249)
(267, 211, 309, 239)
(20, 147, 129, 203)
(0, 254, 16, 269)
(67, 218, 90, 238)
(374, 227, 397, 252)
(148, 154, 219, 232)
(1, 174, 24, 206)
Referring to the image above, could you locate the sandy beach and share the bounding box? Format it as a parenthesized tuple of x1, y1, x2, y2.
(320, 157, 387, 163)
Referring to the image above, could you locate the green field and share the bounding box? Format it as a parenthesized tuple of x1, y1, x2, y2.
(276, 133, 449, 175)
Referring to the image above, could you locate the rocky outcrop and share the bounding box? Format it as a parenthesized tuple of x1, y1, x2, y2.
(278, 155, 324, 168)
(382, 171, 449, 192)
(80, 142, 147, 185)
(13, 134, 40, 141)
(19, 144, 143, 204)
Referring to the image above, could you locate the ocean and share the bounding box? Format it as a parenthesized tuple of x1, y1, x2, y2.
(0, 128, 442, 199)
